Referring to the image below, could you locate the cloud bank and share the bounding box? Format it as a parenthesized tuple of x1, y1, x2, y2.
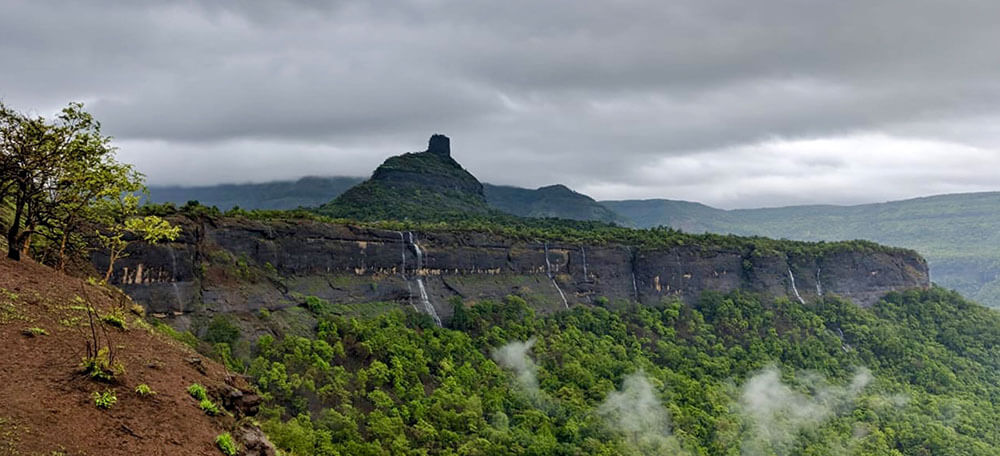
(6, 0, 1000, 207)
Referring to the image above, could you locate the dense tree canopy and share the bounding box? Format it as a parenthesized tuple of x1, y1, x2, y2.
(0, 102, 177, 268)
(192, 287, 1000, 455)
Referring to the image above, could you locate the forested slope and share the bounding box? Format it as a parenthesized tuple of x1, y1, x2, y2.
(232, 288, 1000, 455)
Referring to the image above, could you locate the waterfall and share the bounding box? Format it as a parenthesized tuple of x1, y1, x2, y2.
(788, 268, 805, 304)
(408, 231, 423, 270)
(544, 242, 569, 309)
(625, 246, 639, 302)
(405, 232, 441, 326)
(543, 242, 553, 276)
(398, 232, 418, 312)
(631, 272, 639, 302)
(397, 231, 406, 272)
(167, 247, 183, 310)
(815, 267, 823, 296)
(580, 246, 588, 278)
(416, 278, 442, 326)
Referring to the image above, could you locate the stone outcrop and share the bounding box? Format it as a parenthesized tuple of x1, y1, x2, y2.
(93, 216, 930, 325)
(427, 134, 451, 157)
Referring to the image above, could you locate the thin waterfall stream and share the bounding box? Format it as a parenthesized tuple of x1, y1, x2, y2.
(788, 268, 805, 304)
(406, 232, 442, 326)
(167, 247, 183, 311)
(815, 267, 823, 296)
(544, 242, 569, 309)
(397, 232, 418, 312)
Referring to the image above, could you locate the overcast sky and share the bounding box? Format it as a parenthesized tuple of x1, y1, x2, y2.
(4, 0, 1000, 208)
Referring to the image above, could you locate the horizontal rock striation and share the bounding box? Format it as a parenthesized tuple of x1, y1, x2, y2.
(94, 216, 930, 324)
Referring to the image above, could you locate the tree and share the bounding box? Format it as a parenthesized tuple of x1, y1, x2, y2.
(94, 192, 180, 282)
(0, 101, 178, 271)
(1, 102, 113, 260)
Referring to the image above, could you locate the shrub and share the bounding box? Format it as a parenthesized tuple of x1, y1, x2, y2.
(203, 315, 241, 345)
(134, 383, 155, 396)
(129, 303, 145, 316)
(22, 327, 48, 337)
(93, 390, 117, 409)
(188, 383, 208, 401)
(102, 312, 127, 330)
(81, 348, 125, 382)
(200, 398, 221, 415)
(215, 432, 238, 456)
(304, 295, 330, 314)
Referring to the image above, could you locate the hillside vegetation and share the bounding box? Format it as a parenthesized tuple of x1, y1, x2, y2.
(218, 286, 1000, 455)
(605, 193, 1000, 308)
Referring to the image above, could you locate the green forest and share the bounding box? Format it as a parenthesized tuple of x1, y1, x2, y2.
(198, 287, 1000, 455)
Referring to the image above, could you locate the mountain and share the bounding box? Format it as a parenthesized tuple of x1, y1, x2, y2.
(317, 134, 494, 220)
(145, 135, 631, 224)
(484, 183, 630, 224)
(0, 258, 275, 455)
(604, 192, 1000, 308)
(149, 176, 364, 210)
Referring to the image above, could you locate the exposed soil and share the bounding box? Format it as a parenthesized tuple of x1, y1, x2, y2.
(0, 258, 263, 455)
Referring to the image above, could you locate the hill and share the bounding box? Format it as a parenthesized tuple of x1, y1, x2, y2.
(484, 183, 629, 224)
(604, 192, 1000, 308)
(148, 176, 364, 210)
(145, 136, 631, 224)
(316, 134, 497, 220)
(0, 258, 275, 455)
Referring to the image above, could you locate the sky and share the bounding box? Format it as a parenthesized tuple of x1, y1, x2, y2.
(3, 0, 1000, 209)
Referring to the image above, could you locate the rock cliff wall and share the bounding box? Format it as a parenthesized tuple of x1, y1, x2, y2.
(94, 216, 930, 324)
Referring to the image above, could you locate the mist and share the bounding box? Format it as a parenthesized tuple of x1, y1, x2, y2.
(598, 371, 686, 455)
(492, 338, 540, 396)
(738, 366, 872, 456)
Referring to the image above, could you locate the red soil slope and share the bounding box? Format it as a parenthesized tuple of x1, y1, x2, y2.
(0, 258, 272, 455)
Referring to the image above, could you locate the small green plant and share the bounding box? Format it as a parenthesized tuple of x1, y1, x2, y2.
(92, 390, 117, 409)
(215, 432, 238, 456)
(22, 327, 48, 337)
(81, 348, 125, 382)
(187, 383, 208, 401)
(101, 312, 127, 329)
(129, 303, 145, 316)
(257, 308, 270, 319)
(134, 384, 155, 396)
(199, 398, 221, 415)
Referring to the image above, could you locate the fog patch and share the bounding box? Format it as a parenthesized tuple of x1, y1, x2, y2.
(599, 371, 687, 455)
(492, 338, 540, 395)
(739, 366, 872, 456)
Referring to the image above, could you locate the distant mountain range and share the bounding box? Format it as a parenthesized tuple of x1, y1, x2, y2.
(149, 176, 364, 210)
(605, 194, 1000, 308)
(147, 137, 1000, 308)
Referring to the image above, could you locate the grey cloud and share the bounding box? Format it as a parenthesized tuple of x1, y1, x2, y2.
(3, 0, 1000, 206)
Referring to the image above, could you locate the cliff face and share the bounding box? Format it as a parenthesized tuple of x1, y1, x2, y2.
(94, 216, 930, 325)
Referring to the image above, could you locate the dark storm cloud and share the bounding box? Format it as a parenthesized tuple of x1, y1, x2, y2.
(3, 0, 1000, 207)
